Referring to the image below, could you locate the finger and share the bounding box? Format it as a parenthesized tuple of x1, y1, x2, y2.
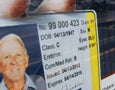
(0, 0, 29, 18)
(36, 0, 76, 12)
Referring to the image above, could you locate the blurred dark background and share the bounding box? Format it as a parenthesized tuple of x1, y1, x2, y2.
(76, 0, 115, 79)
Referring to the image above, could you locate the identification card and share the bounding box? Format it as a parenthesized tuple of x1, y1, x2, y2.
(0, 11, 100, 90)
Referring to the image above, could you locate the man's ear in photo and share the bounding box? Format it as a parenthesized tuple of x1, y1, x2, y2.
(24, 54, 29, 68)
(0, 60, 2, 73)
(0, 49, 3, 73)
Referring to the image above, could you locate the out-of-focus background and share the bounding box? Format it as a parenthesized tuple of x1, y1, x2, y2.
(76, 0, 115, 79)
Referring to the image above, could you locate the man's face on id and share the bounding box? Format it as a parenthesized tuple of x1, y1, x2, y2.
(0, 39, 28, 81)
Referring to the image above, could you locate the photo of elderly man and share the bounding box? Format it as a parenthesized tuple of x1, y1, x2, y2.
(0, 33, 46, 90)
